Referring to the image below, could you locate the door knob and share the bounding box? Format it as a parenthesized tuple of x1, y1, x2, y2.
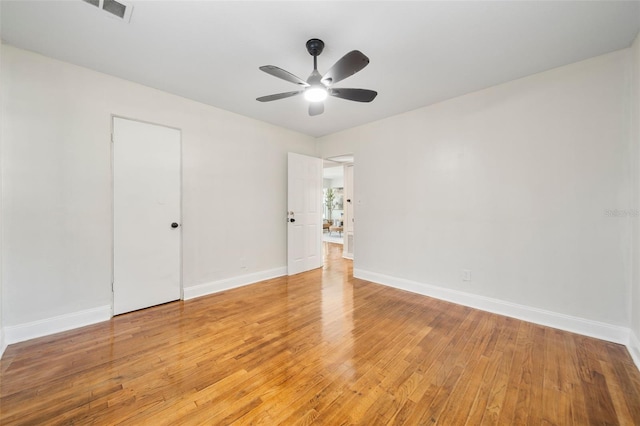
(171, 222, 179, 228)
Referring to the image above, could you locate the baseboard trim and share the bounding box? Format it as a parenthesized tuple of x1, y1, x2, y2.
(628, 331, 640, 370)
(183, 267, 287, 300)
(2, 269, 636, 368)
(354, 268, 630, 345)
(0, 328, 6, 359)
(4, 305, 112, 346)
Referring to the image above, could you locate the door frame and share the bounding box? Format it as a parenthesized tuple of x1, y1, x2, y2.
(110, 115, 184, 316)
(342, 162, 354, 260)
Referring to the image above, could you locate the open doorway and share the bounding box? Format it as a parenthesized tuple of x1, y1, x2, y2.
(323, 155, 354, 259)
(323, 162, 344, 244)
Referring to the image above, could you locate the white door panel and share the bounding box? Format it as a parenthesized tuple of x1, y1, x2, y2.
(113, 117, 181, 315)
(288, 153, 322, 275)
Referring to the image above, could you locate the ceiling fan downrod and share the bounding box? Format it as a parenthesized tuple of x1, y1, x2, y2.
(306, 38, 324, 71)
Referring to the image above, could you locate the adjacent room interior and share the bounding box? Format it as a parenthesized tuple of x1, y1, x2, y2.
(1, 1, 640, 423)
(323, 157, 347, 245)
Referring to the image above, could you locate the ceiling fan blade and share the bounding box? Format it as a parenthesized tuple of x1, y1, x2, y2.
(259, 65, 310, 87)
(309, 102, 324, 116)
(321, 50, 370, 85)
(329, 88, 377, 103)
(256, 90, 303, 102)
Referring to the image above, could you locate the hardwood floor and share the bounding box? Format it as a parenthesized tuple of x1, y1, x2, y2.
(2, 242, 640, 425)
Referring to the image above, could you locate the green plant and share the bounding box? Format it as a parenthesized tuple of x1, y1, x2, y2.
(325, 188, 335, 220)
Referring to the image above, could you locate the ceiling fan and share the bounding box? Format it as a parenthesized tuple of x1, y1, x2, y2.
(256, 39, 377, 116)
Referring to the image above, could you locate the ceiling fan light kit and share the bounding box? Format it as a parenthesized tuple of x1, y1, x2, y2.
(304, 87, 328, 102)
(257, 38, 377, 116)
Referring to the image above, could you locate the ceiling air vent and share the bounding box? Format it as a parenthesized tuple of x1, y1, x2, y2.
(82, 0, 133, 22)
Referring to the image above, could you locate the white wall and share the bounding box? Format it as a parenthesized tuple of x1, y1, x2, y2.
(2, 40, 638, 353)
(323, 166, 344, 189)
(319, 49, 633, 331)
(0, 29, 5, 357)
(631, 31, 640, 361)
(329, 177, 344, 188)
(1, 45, 316, 331)
(323, 177, 344, 189)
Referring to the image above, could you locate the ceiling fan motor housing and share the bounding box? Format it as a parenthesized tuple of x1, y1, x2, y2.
(306, 39, 325, 57)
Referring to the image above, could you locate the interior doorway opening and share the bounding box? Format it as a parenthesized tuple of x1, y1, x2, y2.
(323, 154, 354, 260)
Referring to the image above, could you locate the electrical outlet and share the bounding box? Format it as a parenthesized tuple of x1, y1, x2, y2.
(462, 269, 471, 281)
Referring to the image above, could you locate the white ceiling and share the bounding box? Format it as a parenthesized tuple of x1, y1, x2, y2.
(2, 1, 639, 138)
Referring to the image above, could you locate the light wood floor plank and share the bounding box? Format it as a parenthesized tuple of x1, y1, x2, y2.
(2, 243, 640, 424)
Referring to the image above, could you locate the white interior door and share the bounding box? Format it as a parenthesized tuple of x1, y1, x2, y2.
(113, 117, 181, 315)
(288, 152, 323, 275)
